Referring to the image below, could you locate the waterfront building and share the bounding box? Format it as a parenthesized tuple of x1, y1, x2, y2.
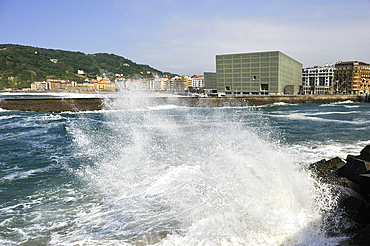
(31, 81, 49, 90)
(205, 51, 302, 94)
(334, 61, 370, 94)
(67, 82, 94, 92)
(301, 64, 334, 94)
(46, 79, 70, 90)
(182, 76, 192, 91)
(168, 76, 183, 92)
(98, 77, 116, 91)
(160, 77, 169, 91)
(204, 72, 217, 93)
(191, 75, 204, 89)
(149, 77, 168, 91)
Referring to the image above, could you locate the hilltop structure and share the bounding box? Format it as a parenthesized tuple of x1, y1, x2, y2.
(204, 51, 302, 95)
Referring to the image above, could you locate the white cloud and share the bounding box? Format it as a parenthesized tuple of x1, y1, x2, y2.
(126, 5, 370, 75)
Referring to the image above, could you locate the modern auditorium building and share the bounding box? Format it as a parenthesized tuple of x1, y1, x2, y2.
(204, 51, 302, 94)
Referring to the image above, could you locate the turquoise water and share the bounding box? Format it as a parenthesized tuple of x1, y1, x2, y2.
(1, 96, 370, 245)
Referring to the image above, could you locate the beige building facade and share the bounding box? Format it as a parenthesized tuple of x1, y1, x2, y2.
(334, 61, 370, 94)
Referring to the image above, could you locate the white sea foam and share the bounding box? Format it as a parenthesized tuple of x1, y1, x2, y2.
(148, 104, 181, 110)
(0, 114, 20, 120)
(319, 100, 355, 106)
(271, 112, 364, 124)
(1, 165, 59, 182)
(40, 114, 65, 120)
(271, 102, 299, 106)
(63, 94, 348, 245)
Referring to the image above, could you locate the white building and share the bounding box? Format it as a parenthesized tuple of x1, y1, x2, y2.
(191, 75, 204, 88)
(302, 64, 334, 94)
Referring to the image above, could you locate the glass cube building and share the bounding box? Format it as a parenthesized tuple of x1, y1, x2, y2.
(205, 51, 302, 94)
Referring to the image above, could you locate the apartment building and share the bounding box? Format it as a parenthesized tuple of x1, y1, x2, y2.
(191, 75, 204, 88)
(182, 76, 192, 91)
(302, 64, 334, 94)
(168, 76, 183, 92)
(334, 61, 370, 94)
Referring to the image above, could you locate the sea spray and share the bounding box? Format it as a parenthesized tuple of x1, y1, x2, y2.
(65, 92, 344, 245)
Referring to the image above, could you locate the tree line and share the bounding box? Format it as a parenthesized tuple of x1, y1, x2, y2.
(0, 44, 175, 89)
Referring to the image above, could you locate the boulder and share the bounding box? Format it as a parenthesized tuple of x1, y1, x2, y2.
(312, 157, 349, 186)
(322, 188, 370, 237)
(307, 148, 370, 242)
(349, 224, 370, 245)
(341, 156, 370, 183)
(308, 158, 326, 172)
(356, 145, 370, 162)
(322, 157, 344, 172)
(339, 196, 370, 234)
(359, 174, 370, 203)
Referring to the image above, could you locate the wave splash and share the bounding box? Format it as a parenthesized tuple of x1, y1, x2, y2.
(69, 93, 344, 245)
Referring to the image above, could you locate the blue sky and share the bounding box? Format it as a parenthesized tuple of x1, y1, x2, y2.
(1, 0, 370, 76)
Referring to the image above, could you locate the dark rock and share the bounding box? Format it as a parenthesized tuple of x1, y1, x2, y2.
(342, 156, 370, 183)
(322, 157, 344, 172)
(339, 196, 370, 233)
(357, 145, 370, 162)
(315, 157, 349, 186)
(309, 158, 326, 172)
(349, 224, 370, 245)
(321, 189, 367, 237)
(309, 147, 370, 244)
(337, 161, 347, 176)
(359, 174, 370, 203)
(334, 186, 363, 201)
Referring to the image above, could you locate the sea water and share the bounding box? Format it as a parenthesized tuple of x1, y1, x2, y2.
(1, 93, 370, 245)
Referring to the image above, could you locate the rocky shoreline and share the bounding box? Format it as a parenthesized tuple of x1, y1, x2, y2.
(310, 145, 370, 245)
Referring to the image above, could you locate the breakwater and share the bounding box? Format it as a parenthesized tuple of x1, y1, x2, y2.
(311, 145, 370, 245)
(0, 94, 367, 112)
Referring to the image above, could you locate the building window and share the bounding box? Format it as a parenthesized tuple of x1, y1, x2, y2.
(261, 84, 269, 91)
(252, 75, 258, 80)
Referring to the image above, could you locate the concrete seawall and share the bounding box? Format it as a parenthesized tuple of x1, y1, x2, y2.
(0, 95, 367, 113)
(0, 98, 104, 113)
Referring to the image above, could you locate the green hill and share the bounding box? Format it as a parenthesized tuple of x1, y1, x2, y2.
(0, 44, 176, 89)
